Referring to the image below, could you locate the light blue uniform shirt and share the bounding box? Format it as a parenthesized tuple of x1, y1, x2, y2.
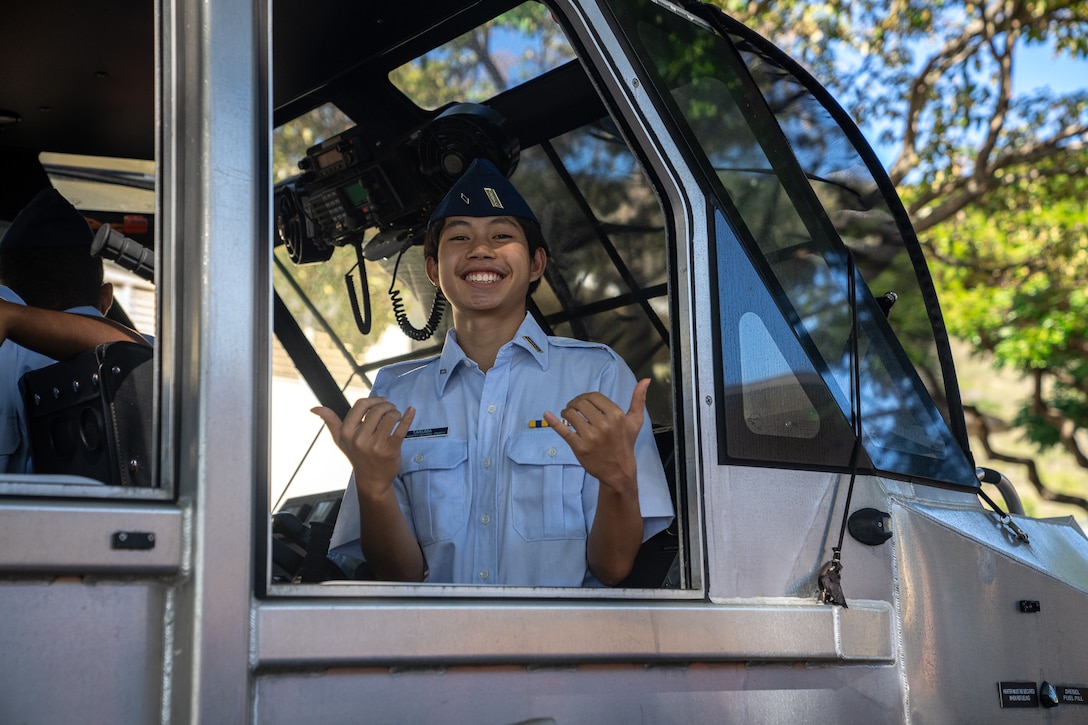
(329, 314, 674, 586)
(0, 285, 103, 473)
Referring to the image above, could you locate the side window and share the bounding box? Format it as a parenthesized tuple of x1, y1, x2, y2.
(739, 313, 820, 441)
(269, 2, 684, 591)
(0, 3, 160, 498)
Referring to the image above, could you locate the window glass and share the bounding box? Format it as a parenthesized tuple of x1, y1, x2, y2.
(388, 3, 576, 109)
(740, 313, 819, 440)
(270, 4, 682, 588)
(0, 161, 158, 493)
(43, 152, 158, 339)
(614, 0, 976, 486)
(727, 30, 955, 431)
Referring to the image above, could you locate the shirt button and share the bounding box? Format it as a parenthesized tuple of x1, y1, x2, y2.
(413, 454, 423, 463)
(487, 404, 496, 414)
(480, 514, 491, 525)
(479, 570, 489, 580)
(482, 458, 491, 468)
(547, 447, 557, 457)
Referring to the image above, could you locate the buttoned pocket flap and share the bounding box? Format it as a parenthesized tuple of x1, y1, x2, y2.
(506, 432, 579, 466)
(403, 438, 468, 471)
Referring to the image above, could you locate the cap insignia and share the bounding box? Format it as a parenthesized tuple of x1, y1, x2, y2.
(484, 187, 504, 209)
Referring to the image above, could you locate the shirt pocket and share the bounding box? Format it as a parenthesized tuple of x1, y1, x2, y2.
(505, 432, 587, 542)
(400, 438, 469, 545)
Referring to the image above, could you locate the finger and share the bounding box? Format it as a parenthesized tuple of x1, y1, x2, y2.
(626, 378, 651, 424)
(355, 398, 404, 433)
(367, 402, 408, 439)
(391, 406, 417, 442)
(543, 410, 576, 439)
(563, 397, 606, 427)
(311, 406, 343, 439)
(570, 391, 613, 415)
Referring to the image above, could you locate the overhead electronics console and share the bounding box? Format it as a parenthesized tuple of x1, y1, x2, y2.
(274, 102, 519, 265)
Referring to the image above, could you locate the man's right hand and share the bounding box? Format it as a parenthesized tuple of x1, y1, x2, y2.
(313, 397, 425, 582)
(312, 397, 416, 496)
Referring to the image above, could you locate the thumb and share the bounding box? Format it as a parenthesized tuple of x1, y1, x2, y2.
(311, 406, 343, 439)
(626, 378, 650, 426)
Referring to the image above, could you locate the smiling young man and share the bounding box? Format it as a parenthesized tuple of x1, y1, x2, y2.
(319, 158, 674, 586)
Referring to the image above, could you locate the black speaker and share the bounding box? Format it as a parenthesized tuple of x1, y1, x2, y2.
(19, 341, 154, 487)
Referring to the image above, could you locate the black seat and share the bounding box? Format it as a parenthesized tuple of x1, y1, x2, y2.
(617, 426, 680, 588)
(19, 341, 154, 487)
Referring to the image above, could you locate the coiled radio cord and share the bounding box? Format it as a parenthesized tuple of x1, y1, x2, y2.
(389, 246, 445, 341)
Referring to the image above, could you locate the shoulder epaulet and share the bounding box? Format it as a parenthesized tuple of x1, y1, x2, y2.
(547, 336, 618, 357)
(378, 354, 441, 379)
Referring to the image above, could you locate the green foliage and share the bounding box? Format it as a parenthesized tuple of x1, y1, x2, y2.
(387, 3, 573, 109)
(926, 151, 1088, 453)
(718, 1, 1088, 493)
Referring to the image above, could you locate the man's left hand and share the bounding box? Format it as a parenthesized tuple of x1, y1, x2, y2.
(543, 378, 650, 491)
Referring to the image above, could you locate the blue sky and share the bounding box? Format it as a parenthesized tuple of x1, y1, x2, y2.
(864, 39, 1086, 170)
(1015, 42, 1088, 95)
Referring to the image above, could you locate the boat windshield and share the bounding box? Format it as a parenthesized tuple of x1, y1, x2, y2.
(612, 0, 977, 487)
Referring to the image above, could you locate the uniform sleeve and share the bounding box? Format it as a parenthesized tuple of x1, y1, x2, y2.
(593, 352, 675, 542)
(327, 472, 364, 559)
(326, 368, 419, 561)
(0, 286, 25, 304)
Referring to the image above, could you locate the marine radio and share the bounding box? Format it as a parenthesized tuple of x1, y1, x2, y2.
(274, 103, 519, 265)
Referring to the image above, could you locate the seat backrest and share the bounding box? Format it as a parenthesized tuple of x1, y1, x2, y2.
(617, 426, 680, 588)
(19, 341, 154, 487)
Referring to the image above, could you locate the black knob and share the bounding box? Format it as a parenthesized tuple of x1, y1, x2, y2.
(848, 508, 893, 546)
(1040, 681, 1059, 708)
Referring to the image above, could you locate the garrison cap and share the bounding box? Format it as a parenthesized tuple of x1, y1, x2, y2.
(428, 158, 538, 226)
(0, 188, 93, 251)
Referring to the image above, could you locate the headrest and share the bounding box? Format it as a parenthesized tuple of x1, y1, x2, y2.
(428, 158, 537, 226)
(0, 188, 93, 251)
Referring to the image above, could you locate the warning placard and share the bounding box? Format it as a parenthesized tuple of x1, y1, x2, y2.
(998, 682, 1039, 708)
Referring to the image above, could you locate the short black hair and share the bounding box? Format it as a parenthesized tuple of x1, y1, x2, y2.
(0, 247, 104, 310)
(423, 215, 548, 296)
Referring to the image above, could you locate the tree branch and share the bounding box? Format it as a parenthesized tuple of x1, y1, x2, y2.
(889, 29, 983, 184)
(1031, 369, 1088, 469)
(910, 125, 1088, 231)
(965, 404, 1088, 515)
